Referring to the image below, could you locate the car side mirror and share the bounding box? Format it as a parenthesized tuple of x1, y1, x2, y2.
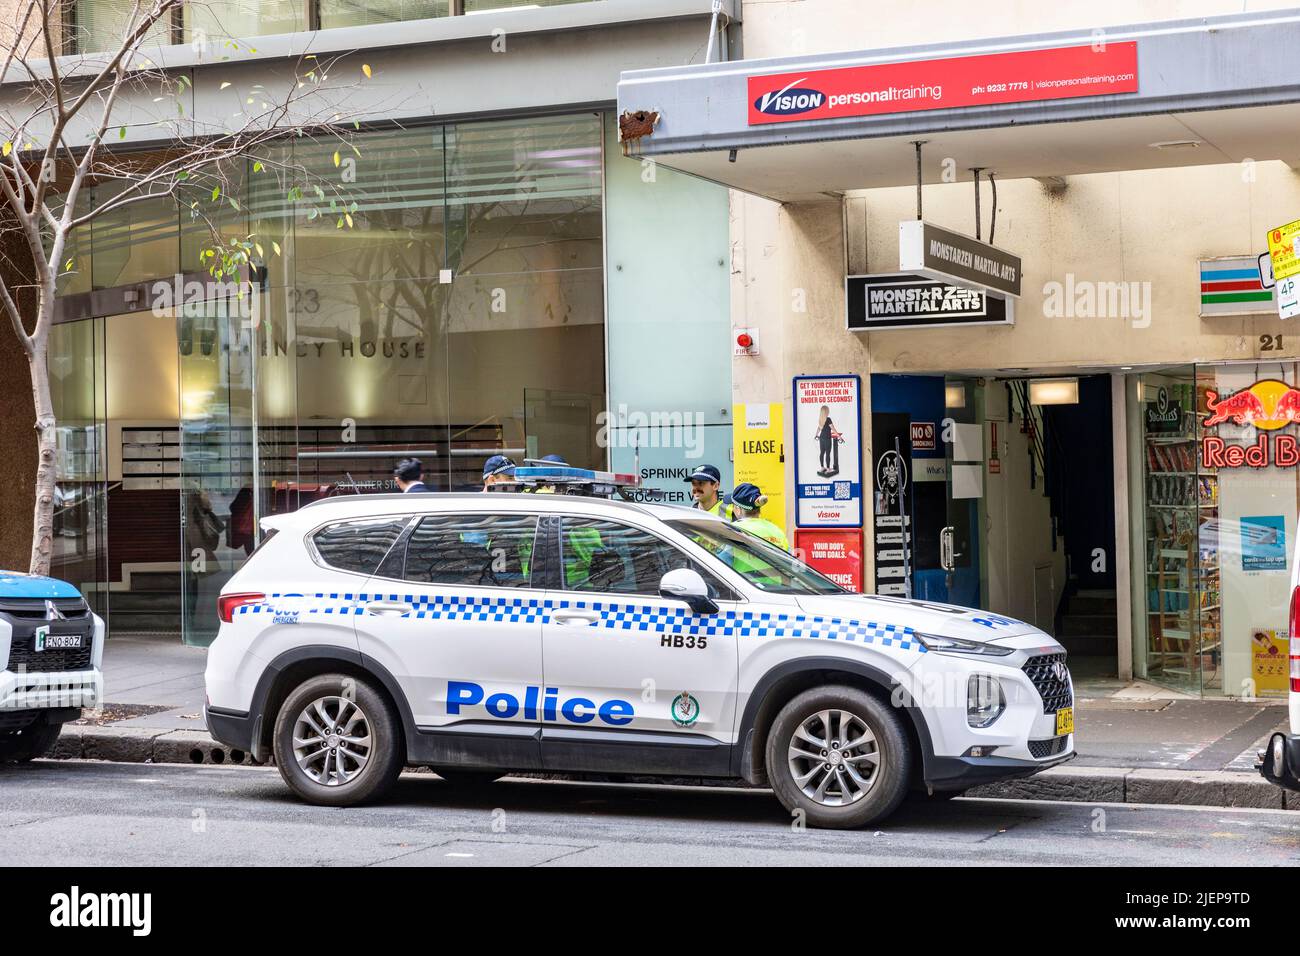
(659, 568, 719, 615)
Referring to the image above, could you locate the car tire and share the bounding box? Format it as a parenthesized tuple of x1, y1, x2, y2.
(434, 769, 504, 787)
(765, 685, 912, 829)
(0, 722, 62, 764)
(272, 673, 404, 807)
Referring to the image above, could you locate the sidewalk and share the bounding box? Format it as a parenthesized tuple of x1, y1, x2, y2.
(49, 636, 1297, 810)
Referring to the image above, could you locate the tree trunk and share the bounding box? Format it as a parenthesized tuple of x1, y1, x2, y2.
(28, 344, 56, 577)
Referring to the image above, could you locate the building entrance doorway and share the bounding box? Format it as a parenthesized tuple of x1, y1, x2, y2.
(870, 372, 1120, 676)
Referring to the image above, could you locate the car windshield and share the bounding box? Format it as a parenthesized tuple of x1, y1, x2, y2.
(666, 519, 847, 595)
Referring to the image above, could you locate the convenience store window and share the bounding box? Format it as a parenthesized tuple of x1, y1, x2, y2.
(1135, 363, 1298, 697)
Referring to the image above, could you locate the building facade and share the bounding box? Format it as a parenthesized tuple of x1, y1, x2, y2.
(621, 1, 1300, 698)
(0, 0, 738, 644)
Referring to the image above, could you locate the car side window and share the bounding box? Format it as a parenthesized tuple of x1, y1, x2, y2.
(559, 518, 734, 599)
(402, 514, 539, 589)
(311, 517, 409, 576)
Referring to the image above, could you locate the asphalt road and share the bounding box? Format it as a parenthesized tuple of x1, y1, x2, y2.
(2, 759, 1298, 867)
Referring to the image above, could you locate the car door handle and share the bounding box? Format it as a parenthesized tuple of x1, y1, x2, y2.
(552, 612, 600, 627)
(365, 601, 413, 617)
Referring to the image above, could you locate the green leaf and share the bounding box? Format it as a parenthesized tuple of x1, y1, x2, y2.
(118, 126, 126, 139)
(252, 161, 263, 173)
(307, 208, 319, 220)
(212, 186, 221, 201)
(271, 241, 281, 256)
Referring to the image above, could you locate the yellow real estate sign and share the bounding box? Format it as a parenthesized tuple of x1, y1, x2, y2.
(1267, 218, 1300, 281)
(732, 402, 786, 534)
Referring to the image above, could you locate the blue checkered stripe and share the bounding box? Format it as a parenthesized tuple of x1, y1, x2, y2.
(554, 600, 920, 650)
(240, 593, 923, 651)
(367, 593, 546, 623)
(237, 593, 357, 616)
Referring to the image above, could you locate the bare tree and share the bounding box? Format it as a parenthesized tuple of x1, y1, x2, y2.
(0, 0, 365, 575)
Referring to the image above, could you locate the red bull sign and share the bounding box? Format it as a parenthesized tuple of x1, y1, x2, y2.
(1201, 379, 1300, 468)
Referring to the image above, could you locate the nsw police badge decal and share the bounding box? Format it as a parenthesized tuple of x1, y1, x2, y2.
(670, 692, 700, 727)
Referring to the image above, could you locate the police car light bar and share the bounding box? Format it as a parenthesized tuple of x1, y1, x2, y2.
(511, 465, 640, 487)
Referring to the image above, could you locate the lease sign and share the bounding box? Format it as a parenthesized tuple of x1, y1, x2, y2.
(748, 42, 1138, 125)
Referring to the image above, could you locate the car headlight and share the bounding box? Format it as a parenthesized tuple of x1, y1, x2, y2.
(967, 674, 1005, 728)
(915, 632, 1015, 657)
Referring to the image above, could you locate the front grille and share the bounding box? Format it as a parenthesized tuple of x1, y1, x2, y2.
(5, 643, 93, 673)
(1028, 736, 1069, 759)
(1, 598, 94, 673)
(1023, 652, 1073, 714)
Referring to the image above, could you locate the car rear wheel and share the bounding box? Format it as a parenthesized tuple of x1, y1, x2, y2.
(765, 685, 912, 829)
(0, 722, 62, 764)
(273, 674, 403, 807)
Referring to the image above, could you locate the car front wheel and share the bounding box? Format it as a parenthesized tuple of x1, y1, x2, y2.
(273, 674, 404, 807)
(765, 685, 912, 829)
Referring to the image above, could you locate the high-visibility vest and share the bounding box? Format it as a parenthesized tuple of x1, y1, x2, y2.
(735, 516, 789, 552)
(694, 498, 724, 517)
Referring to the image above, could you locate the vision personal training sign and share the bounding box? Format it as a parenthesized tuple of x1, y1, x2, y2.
(898, 220, 1023, 298)
(847, 273, 1013, 331)
(747, 41, 1138, 125)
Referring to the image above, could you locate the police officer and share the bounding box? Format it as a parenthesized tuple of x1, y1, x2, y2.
(684, 464, 725, 516)
(532, 454, 567, 494)
(728, 482, 789, 551)
(394, 458, 432, 493)
(482, 454, 516, 492)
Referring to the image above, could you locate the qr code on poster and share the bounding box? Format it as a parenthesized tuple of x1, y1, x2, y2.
(833, 481, 850, 500)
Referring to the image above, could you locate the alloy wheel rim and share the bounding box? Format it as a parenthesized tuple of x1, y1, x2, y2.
(787, 708, 881, 807)
(292, 694, 373, 787)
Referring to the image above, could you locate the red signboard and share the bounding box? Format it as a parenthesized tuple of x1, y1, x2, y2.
(794, 529, 864, 593)
(747, 42, 1138, 126)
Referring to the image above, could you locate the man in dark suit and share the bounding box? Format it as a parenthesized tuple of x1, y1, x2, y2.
(394, 457, 432, 493)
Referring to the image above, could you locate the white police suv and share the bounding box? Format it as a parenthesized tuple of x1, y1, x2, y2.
(205, 492, 1075, 828)
(0, 571, 104, 762)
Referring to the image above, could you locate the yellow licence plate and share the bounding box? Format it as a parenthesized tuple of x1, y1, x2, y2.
(1055, 707, 1074, 736)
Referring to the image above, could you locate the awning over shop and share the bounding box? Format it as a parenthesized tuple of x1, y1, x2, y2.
(617, 10, 1300, 202)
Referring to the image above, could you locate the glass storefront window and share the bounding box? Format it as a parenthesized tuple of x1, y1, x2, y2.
(48, 318, 108, 617)
(319, 0, 450, 28)
(50, 112, 608, 644)
(1135, 368, 1203, 693)
(1195, 363, 1298, 698)
(184, 1, 305, 41)
(444, 114, 605, 476)
(463, 0, 592, 11)
(1134, 363, 1299, 697)
(72, 1, 175, 53)
(89, 191, 180, 290)
(73, 0, 597, 52)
